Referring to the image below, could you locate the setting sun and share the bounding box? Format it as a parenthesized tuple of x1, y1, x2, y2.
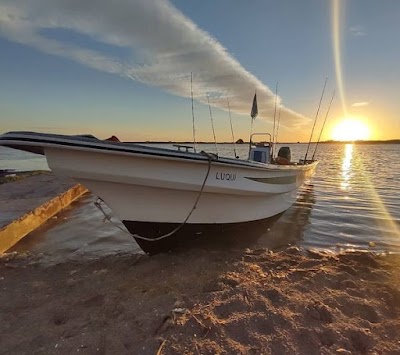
(331, 118, 371, 141)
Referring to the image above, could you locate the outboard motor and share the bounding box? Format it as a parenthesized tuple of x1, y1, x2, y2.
(276, 146, 291, 165)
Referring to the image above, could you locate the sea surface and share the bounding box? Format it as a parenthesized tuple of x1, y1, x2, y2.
(1, 143, 400, 258)
(0, 146, 49, 172)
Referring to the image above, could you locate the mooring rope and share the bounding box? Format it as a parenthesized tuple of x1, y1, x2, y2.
(94, 152, 214, 242)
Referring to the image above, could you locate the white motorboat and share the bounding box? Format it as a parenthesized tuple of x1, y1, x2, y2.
(0, 131, 317, 253)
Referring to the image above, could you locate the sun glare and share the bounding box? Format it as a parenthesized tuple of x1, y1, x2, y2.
(331, 118, 371, 141)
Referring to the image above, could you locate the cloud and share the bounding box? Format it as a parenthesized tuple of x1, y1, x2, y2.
(349, 26, 366, 37)
(0, 0, 308, 127)
(351, 102, 369, 107)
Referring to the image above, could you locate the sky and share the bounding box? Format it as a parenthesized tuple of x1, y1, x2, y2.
(0, 0, 399, 142)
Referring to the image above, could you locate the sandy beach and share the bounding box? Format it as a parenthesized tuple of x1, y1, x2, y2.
(1, 246, 399, 354)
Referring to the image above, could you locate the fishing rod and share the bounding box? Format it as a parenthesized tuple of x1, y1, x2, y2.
(190, 73, 198, 153)
(272, 83, 278, 157)
(311, 90, 335, 160)
(303, 77, 328, 163)
(227, 98, 238, 158)
(207, 94, 219, 155)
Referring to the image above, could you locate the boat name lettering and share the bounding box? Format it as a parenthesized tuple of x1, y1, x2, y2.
(215, 172, 236, 181)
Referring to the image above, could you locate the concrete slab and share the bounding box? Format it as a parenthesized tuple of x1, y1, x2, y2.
(0, 172, 88, 253)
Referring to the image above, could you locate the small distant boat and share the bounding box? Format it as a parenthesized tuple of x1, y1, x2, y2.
(0, 130, 317, 254)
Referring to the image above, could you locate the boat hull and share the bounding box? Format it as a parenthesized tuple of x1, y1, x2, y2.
(123, 216, 284, 255)
(43, 147, 315, 224)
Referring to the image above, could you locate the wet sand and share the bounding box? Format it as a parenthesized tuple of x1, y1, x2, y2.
(1, 247, 399, 354)
(0, 170, 46, 184)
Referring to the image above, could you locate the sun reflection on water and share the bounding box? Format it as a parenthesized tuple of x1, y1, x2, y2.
(341, 144, 353, 192)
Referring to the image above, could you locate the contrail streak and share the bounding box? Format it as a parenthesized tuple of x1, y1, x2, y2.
(0, 0, 308, 127)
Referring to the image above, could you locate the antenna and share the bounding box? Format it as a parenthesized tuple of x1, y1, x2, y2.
(227, 98, 238, 158)
(275, 108, 281, 145)
(312, 90, 335, 160)
(304, 77, 328, 163)
(190, 72, 197, 153)
(207, 94, 219, 155)
(272, 83, 278, 157)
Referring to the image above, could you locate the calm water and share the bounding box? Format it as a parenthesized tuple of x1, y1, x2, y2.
(2, 143, 400, 257)
(0, 146, 49, 172)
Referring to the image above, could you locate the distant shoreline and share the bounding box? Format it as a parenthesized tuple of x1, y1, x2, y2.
(319, 139, 400, 145)
(127, 139, 400, 145)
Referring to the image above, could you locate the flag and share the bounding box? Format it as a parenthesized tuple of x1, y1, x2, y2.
(250, 93, 258, 119)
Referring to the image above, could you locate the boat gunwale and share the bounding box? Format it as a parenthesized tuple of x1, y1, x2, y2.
(0, 131, 318, 172)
